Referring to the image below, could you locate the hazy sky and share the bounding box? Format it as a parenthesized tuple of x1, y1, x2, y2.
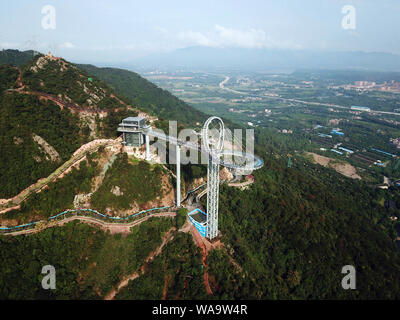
(1, 0, 399, 63)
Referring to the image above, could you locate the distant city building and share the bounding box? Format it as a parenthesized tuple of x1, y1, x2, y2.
(118, 116, 147, 147)
(370, 148, 396, 158)
(374, 162, 386, 167)
(390, 138, 400, 149)
(330, 149, 343, 155)
(355, 81, 376, 87)
(329, 119, 341, 125)
(331, 130, 344, 136)
(351, 106, 371, 112)
(318, 133, 332, 138)
(338, 147, 354, 154)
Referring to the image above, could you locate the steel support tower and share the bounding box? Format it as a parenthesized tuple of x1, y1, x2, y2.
(206, 154, 220, 239)
(145, 134, 150, 161)
(119, 116, 264, 241)
(203, 116, 224, 240)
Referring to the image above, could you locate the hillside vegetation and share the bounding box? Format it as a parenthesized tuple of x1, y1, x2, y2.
(22, 56, 122, 110)
(0, 92, 88, 198)
(0, 218, 174, 299)
(91, 153, 169, 213)
(116, 232, 207, 300)
(0, 49, 37, 66)
(1, 50, 400, 300)
(209, 152, 400, 299)
(0, 65, 19, 91)
(0, 53, 134, 198)
(78, 64, 207, 125)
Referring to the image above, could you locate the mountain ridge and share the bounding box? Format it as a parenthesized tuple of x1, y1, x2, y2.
(132, 46, 400, 72)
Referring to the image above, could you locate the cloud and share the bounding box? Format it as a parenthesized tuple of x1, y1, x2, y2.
(59, 42, 76, 49)
(0, 42, 21, 49)
(214, 25, 269, 48)
(174, 25, 302, 50)
(177, 30, 218, 47)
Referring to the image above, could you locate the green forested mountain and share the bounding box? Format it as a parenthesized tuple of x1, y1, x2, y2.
(0, 49, 37, 66)
(0, 65, 19, 91)
(211, 155, 400, 299)
(0, 92, 88, 198)
(78, 64, 207, 125)
(0, 218, 174, 299)
(1, 50, 400, 300)
(0, 54, 124, 198)
(21, 56, 123, 110)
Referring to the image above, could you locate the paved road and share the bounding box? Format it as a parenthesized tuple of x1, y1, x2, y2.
(219, 76, 247, 95)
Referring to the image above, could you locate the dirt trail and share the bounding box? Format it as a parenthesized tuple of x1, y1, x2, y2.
(228, 176, 254, 189)
(162, 275, 170, 300)
(104, 228, 176, 300)
(190, 225, 213, 295)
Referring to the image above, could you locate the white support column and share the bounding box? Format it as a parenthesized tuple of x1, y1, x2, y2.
(145, 134, 150, 161)
(176, 144, 181, 208)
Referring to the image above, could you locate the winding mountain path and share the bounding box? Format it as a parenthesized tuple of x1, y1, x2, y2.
(104, 227, 176, 300)
(0, 138, 121, 211)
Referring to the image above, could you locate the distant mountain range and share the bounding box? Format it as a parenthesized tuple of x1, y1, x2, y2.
(131, 46, 400, 72)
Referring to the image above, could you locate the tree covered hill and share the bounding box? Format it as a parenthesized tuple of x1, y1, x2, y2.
(210, 154, 400, 299)
(0, 49, 37, 66)
(0, 91, 87, 198)
(1, 50, 400, 300)
(0, 53, 132, 198)
(21, 55, 124, 110)
(77, 64, 207, 126)
(0, 50, 207, 199)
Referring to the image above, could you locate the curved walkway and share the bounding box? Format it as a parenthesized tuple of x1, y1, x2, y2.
(6, 212, 176, 237)
(0, 205, 174, 234)
(0, 183, 204, 235)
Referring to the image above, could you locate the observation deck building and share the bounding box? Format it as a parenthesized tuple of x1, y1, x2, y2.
(118, 117, 147, 147)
